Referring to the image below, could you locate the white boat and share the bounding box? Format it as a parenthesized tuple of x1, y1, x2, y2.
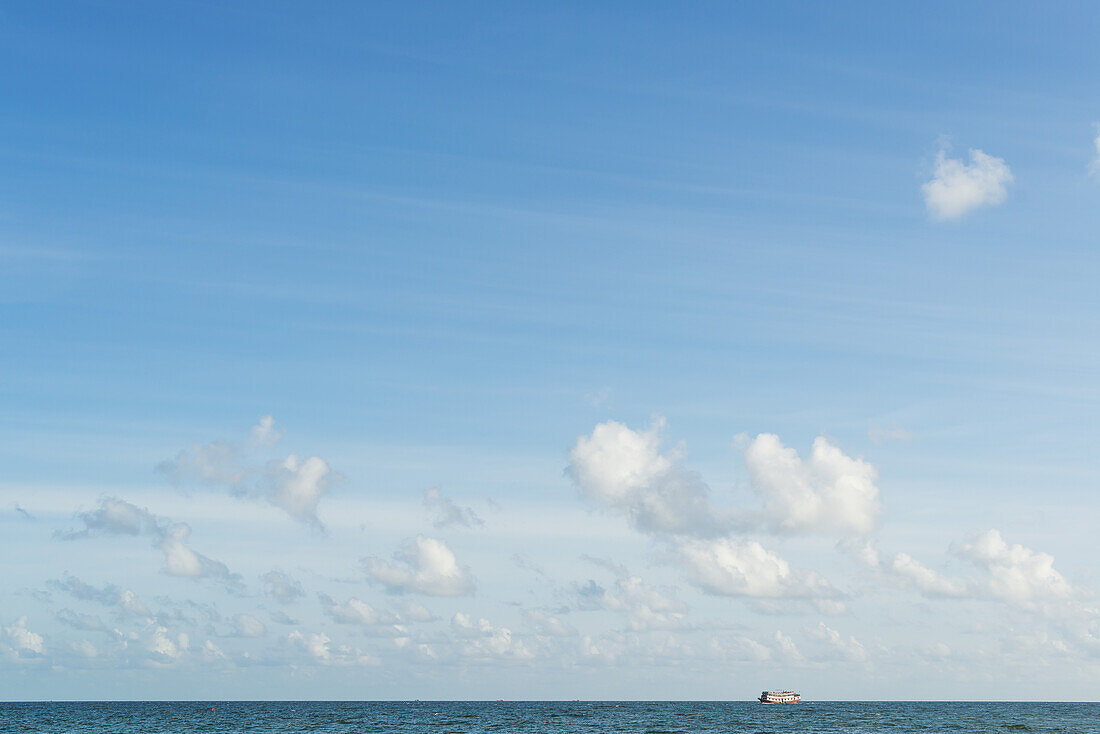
(758, 690, 800, 704)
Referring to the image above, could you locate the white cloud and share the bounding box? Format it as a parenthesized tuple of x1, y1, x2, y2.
(250, 415, 284, 447)
(423, 487, 484, 529)
(156, 522, 243, 589)
(202, 639, 227, 661)
(159, 417, 337, 529)
(922, 146, 1013, 220)
(523, 609, 577, 637)
(450, 613, 534, 660)
(809, 622, 868, 663)
(889, 552, 968, 598)
(363, 536, 475, 596)
(318, 594, 402, 633)
(62, 498, 243, 590)
(567, 418, 732, 537)
(50, 574, 152, 617)
(953, 529, 1072, 604)
(288, 630, 330, 662)
(576, 576, 687, 631)
(850, 532, 1071, 606)
(264, 454, 334, 530)
(71, 639, 98, 658)
(3, 617, 45, 657)
(675, 537, 838, 599)
(65, 497, 159, 538)
(743, 434, 881, 536)
(147, 627, 188, 663)
(262, 570, 305, 604)
(158, 439, 247, 488)
(287, 629, 377, 666)
(232, 614, 267, 638)
(772, 630, 804, 662)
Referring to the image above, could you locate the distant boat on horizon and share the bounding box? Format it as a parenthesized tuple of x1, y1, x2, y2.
(758, 691, 801, 704)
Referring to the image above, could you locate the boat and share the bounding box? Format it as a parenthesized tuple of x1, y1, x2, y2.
(758, 690, 800, 704)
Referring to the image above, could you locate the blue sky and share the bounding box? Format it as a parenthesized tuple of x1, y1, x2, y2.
(2, 1, 1100, 700)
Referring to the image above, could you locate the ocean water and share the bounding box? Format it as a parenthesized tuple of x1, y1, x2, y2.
(1, 701, 1097, 733)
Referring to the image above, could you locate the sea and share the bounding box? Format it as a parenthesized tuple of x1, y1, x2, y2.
(1, 700, 1097, 733)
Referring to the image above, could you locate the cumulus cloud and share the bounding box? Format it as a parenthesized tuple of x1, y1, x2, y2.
(147, 627, 188, 663)
(523, 609, 577, 637)
(61, 498, 243, 590)
(675, 537, 838, 599)
(318, 594, 404, 635)
(575, 576, 687, 631)
(850, 531, 1071, 607)
(922, 146, 1013, 220)
(262, 570, 305, 604)
(362, 536, 475, 596)
(953, 529, 1072, 604)
(263, 454, 335, 530)
(58, 497, 159, 539)
(231, 614, 267, 638)
(159, 416, 337, 529)
(567, 418, 733, 537)
(250, 415, 284, 446)
(50, 574, 152, 617)
(157, 523, 241, 587)
(287, 630, 378, 666)
(2, 617, 45, 658)
(743, 434, 881, 536)
(423, 488, 484, 529)
(450, 613, 534, 660)
(808, 622, 868, 663)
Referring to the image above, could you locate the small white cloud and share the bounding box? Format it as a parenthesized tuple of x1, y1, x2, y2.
(3, 617, 45, 657)
(922, 146, 1013, 220)
(523, 609, 577, 637)
(264, 454, 335, 530)
(675, 537, 838, 599)
(423, 488, 484, 530)
(147, 626, 188, 662)
(450, 613, 534, 660)
(567, 418, 732, 537)
(232, 614, 267, 638)
(809, 622, 868, 663)
(50, 574, 152, 617)
(743, 434, 881, 536)
(62, 498, 242, 590)
(363, 536, 475, 597)
(156, 522, 242, 589)
(576, 576, 687, 631)
(159, 417, 337, 529)
(262, 570, 305, 604)
(288, 630, 331, 662)
(953, 529, 1072, 604)
(71, 639, 98, 658)
(318, 594, 400, 631)
(250, 415, 284, 447)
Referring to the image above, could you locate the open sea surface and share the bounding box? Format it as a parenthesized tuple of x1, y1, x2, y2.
(1, 701, 1097, 733)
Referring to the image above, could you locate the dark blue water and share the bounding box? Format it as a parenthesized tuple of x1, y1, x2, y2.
(1, 701, 1096, 733)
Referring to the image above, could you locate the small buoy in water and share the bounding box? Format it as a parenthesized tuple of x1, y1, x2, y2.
(212, 706, 215, 713)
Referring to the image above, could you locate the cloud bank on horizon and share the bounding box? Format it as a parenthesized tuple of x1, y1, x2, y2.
(2, 415, 1096, 699)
